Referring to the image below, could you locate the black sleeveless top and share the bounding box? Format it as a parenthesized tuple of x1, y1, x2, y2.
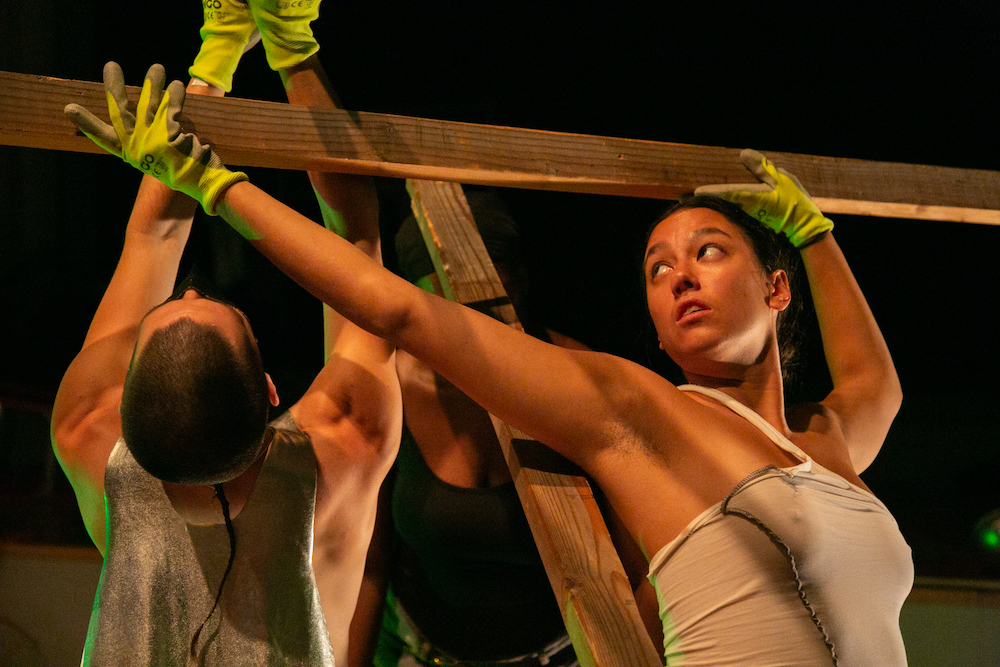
(389, 422, 566, 659)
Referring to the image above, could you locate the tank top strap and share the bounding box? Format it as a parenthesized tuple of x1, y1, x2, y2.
(678, 384, 812, 467)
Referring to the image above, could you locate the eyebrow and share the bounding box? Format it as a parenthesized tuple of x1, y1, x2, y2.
(645, 226, 732, 262)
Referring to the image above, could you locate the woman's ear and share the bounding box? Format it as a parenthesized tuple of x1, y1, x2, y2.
(265, 372, 280, 407)
(768, 270, 791, 312)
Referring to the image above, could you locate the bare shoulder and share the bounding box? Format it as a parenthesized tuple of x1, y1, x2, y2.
(786, 401, 868, 486)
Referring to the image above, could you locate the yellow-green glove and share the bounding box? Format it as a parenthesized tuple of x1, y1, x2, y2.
(189, 0, 262, 93)
(64, 62, 248, 215)
(248, 0, 321, 70)
(696, 149, 833, 248)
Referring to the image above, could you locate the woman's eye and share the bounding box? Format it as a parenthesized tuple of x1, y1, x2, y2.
(698, 244, 722, 259)
(650, 263, 671, 279)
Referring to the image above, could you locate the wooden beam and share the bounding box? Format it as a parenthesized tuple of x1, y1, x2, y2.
(2, 70, 999, 225)
(406, 180, 663, 667)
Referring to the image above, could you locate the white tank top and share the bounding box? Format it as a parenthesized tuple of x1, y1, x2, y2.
(647, 385, 913, 666)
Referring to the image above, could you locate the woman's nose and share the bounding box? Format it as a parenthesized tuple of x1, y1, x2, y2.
(671, 266, 697, 296)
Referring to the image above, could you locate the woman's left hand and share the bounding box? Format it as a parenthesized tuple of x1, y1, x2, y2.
(696, 149, 833, 248)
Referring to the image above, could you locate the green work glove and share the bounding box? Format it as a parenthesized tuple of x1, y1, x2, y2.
(696, 149, 833, 248)
(248, 0, 322, 70)
(64, 62, 248, 215)
(189, 0, 262, 93)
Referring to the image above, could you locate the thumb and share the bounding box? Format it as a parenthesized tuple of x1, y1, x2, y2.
(65, 103, 122, 157)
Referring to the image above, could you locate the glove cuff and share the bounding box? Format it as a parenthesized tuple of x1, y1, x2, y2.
(786, 214, 834, 248)
(251, 2, 321, 70)
(200, 169, 250, 216)
(189, 14, 257, 92)
(260, 31, 320, 70)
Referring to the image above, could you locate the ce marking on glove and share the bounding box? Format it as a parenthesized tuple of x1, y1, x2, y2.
(140, 154, 168, 178)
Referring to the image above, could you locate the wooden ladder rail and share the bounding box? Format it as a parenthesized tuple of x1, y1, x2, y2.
(2, 70, 999, 225)
(406, 179, 663, 667)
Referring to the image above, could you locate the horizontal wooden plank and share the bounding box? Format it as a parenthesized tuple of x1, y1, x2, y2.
(2, 70, 999, 224)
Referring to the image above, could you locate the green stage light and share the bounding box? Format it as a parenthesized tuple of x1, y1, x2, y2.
(984, 530, 1000, 550)
(974, 509, 1000, 552)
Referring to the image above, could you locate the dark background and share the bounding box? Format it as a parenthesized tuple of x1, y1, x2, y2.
(1, 1, 998, 579)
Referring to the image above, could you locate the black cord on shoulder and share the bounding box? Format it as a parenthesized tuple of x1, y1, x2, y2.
(189, 483, 237, 663)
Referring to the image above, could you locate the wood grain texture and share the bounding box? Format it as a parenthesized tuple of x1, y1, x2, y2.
(3, 70, 998, 224)
(495, 424, 664, 667)
(407, 180, 663, 667)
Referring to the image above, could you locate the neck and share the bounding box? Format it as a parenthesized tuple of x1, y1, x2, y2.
(161, 428, 274, 524)
(682, 350, 788, 433)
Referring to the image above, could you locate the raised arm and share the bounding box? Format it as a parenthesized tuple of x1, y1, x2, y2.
(797, 232, 900, 470)
(65, 62, 657, 472)
(217, 180, 651, 460)
(50, 174, 196, 554)
(698, 149, 901, 471)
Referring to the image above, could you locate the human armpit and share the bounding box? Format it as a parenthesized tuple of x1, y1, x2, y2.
(50, 335, 133, 555)
(818, 384, 900, 474)
(291, 343, 402, 473)
(786, 400, 881, 482)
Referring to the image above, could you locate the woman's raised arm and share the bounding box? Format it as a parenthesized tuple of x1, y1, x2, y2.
(216, 179, 645, 466)
(697, 149, 901, 471)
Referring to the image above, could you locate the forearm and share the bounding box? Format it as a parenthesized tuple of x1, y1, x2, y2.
(216, 179, 615, 458)
(217, 180, 412, 341)
(280, 55, 381, 256)
(81, 79, 223, 347)
(83, 176, 195, 347)
(800, 233, 901, 430)
(276, 55, 385, 360)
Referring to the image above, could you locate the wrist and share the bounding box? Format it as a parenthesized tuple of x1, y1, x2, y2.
(187, 78, 226, 97)
(199, 169, 250, 216)
(215, 180, 263, 241)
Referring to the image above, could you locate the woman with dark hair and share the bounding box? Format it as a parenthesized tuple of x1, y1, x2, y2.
(645, 192, 808, 377)
(69, 60, 912, 662)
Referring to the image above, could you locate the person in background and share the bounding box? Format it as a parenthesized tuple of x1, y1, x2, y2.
(350, 190, 593, 667)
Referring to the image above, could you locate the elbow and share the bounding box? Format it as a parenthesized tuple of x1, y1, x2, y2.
(50, 408, 80, 469)
(363, 279, 431, 353)
(882, 364, 903, 421)
(347, 274, 415, 347)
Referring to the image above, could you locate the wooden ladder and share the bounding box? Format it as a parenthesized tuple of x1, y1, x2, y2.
(406, 179, 663, 667)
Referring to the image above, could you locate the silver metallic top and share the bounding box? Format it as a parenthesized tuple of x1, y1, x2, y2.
(82, 412, 336, 666)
